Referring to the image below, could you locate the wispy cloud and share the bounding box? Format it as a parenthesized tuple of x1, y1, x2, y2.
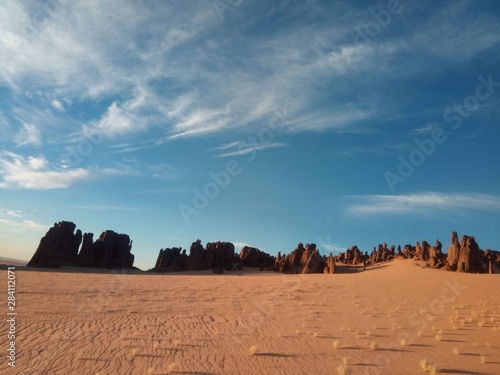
(0, 1, 499, 151)
(329, 146, 386, 158)
(213, 141, 287, 158)
(408, 2, 500, 62)
(0, 218, 48, 235)
(211, 141, 242, 151)
(0, 208, 47, 237)
(0, 208, 23, 218)
(410, 123, 440, 136)
(14, 122, 42, 147)
(108, 141, 152, 154)
(345, 192, 500, 217)
(0, 111, 10, 131)
(166, 107, 233, 141)
(319, 243, 346, 254)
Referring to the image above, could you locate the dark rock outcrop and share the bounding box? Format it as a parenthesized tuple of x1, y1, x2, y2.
(483, 249, 499, 274)
(28, 221, 82, 267)
(184, 240, 206, 271)
(240, 246, 275, 269)
(207, 241, 235, 271)
(93, 230, 134, 268)
(402, 244, 415, 259)
(155, 247, 188, 272)
(77, 233, 95, 267)
(27, 221, 135, 269)
(154, 241, 272, 273)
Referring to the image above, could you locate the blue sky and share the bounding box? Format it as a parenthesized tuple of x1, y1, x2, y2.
(1, 0, 499, 270)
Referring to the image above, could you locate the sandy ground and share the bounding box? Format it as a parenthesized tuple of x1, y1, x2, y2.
(1, 260, 499, 375)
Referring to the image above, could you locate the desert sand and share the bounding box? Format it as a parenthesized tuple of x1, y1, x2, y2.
(2, 260, 499, 375)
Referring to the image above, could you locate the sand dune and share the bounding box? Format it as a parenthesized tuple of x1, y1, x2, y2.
(2, 260, 499, 374)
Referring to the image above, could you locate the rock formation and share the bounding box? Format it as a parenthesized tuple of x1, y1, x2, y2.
(483, 249, 500, 274)
(274, 243, 328, 274)
(27, 221, 82, 267)
(183, 240, 207, 271)
(443, 231, 460, 271)
(155, 247, 188, 272)
(421, 241, 430, 262)
(343, 245, 365, 265)
(154, 241, 268, 273)
(457, 235, 483, 273)
(324, 253, 337, 274)
(239, 246, 275, 269)
(93, 231, 134, 268)
(207, 241, 236, 271)
(402, 244, 415, 259)
(27, 221, 135, 269)
(77, 233, 95, 267)
(413, 231, 491, 273)
(367, 243, 394, 264)
(301, 244, 324, 274)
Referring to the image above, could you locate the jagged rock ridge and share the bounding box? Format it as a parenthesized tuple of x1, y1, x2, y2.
(27, 221, 134, 269)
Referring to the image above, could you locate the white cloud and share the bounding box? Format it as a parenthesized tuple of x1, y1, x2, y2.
(51, 99, 64, 111)
(14, 122, 42, 147)
(345, 192, 500, 217)
(169, 107, 232, 140)
(83, 87, 154, 139)
(410, 123, 440, 136)
(214, 141, 287, 158)
(0, 152, 141, 189)
(0, 0, 498, 148)
(211, 141, 242, 151)
(97, 165, 139, 177)
(147, 164, 178, 179)
(0, 151, 90, 189)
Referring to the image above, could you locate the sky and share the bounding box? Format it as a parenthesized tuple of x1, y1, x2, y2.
(0, 0, 499, 270)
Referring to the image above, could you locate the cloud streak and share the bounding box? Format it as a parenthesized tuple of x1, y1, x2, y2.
(14, 122, 42, 147)
(345, 192, 500, 217)
(213, 141, 287, 158)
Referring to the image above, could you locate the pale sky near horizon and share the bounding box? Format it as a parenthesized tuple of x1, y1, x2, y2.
(1, 0, 499, 270)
